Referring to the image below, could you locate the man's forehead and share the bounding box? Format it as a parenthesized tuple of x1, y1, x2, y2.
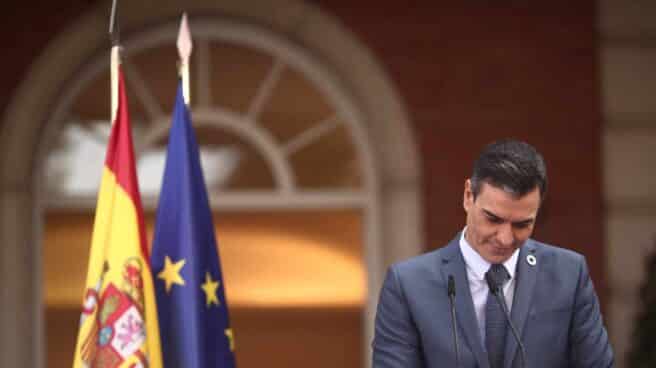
(475, 183, 540, 219)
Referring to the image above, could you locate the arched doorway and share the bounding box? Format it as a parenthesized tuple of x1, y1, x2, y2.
(0, 1, 422, 366)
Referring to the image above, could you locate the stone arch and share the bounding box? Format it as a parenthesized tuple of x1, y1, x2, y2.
(0, 1, 422, 366)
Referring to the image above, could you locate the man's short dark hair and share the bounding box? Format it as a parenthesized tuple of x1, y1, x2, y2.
(471, 139, 547, 200)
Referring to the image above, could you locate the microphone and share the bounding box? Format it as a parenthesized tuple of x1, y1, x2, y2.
(485, 272, 527, 368)
(447, 275, 461, 368)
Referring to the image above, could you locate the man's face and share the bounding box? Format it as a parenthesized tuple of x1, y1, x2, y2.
(463, 179, 540, 264)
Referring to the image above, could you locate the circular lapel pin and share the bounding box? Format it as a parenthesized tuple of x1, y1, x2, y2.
(526, 254, 537, 266)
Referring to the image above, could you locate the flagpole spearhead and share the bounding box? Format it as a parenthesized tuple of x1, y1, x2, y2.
(177, 13, 193, 62)
(177, 13, 193, 105)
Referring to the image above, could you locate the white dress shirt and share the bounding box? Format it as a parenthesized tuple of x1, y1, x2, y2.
(459, 229, 519, 346)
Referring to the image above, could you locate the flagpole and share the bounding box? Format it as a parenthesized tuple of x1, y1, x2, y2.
(110, 48, 120, 123)
(177, 13, 193, 106)
(109, 0, 121, 123)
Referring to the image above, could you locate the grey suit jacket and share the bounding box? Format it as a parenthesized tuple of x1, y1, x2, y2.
(372, 234, 614, 368)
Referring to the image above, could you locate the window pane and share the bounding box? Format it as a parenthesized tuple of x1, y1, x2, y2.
(43, 209, 364, 307)
(44, 209, 364, 367)
(289, 123, 362, 189)
(258, 63, 335, 144)
(208, 41, 273, 113)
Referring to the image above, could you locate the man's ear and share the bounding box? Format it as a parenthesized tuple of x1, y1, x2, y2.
(463, 179, 473, 212)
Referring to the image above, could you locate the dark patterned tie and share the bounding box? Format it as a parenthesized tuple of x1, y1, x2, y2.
(485, 264, 510, 368)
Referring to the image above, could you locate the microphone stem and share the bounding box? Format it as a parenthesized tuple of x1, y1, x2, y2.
(449, 293, 461, 368)
(494, 291, 527, 368)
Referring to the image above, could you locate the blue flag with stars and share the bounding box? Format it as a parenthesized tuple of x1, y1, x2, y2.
(151, 83, 236, 368)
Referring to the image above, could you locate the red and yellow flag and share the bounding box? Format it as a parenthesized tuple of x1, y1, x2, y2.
(73, 68, 162, 368)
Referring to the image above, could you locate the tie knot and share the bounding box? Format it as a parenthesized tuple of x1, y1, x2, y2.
(486, 264, 510, 290)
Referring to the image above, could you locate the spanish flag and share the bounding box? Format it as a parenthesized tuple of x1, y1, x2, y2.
(72, 67, 163, 368)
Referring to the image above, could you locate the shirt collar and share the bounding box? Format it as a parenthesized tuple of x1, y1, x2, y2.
(459, 227, 519, 281)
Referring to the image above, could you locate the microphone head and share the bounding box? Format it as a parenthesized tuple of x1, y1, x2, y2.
(447, 275, 456, 297)
(485, 271, 500, 294)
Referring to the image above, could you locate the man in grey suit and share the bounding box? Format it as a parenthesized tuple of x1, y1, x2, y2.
(372, 140, 614, 368)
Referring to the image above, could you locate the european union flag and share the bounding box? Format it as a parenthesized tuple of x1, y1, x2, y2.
(151, 83, 236, 367)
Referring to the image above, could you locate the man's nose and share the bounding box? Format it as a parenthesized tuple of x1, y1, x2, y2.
(497, 223, 514, 247)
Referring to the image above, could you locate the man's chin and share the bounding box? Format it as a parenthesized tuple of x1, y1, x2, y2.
(487, 252, 512, 264)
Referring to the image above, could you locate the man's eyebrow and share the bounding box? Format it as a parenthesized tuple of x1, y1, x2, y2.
(513, 218, 535, 225)
(482, 209, 535, 225)
(482, 209, 504, 221)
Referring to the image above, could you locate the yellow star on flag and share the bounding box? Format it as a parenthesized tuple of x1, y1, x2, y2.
(201, 272, 220, 307)
(158, 255, 186, 293)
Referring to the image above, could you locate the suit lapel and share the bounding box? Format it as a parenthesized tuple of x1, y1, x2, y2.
(440, 236, 490, 368)
(503, 240, 539, 368)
